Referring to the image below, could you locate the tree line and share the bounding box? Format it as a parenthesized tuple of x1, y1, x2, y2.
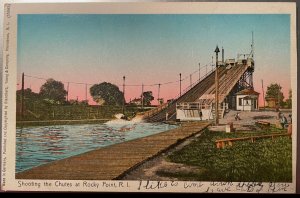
(17, 78, 292, 109)
(17, 78, 155, 106)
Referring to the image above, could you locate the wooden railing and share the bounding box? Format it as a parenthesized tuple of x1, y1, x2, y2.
(215, 133, 291, 149)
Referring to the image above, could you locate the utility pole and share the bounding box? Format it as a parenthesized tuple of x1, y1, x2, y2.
(199, 63, 201, 81)
(21, 72, 25, 119)
(179, 73, 182, 97)
(141, 83, 144, 110)
(206, 64, 207, 76)
(157, 83, 161, 105)
(261, 79, 265, 109)
(66, 82, 70, 101)
(252, 31, 254, 58)
(212, 56, 214, 71)
(214, 46, 220, 126)
(122, 76, 125, 114)
(190, 74, 192, 87)
(277, 84, 280, 109)
(85, 83, 88, 102)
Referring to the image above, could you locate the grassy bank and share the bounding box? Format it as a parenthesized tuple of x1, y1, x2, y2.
(158, 129, 292, 182)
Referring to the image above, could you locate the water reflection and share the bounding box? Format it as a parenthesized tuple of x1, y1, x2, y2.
(16, 121, 177, 173)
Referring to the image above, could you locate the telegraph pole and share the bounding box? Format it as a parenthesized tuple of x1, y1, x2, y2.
(214, 46, 220, 126)
(199, 63, 201, 81)
(66, 82, 70, 102)
(212, 56, 214, 71)
(179, 73, 182, 97)
(190, 74, 192, 87)
(85, 83, 88, 102)
(141, 83, 144, 110)
(157, 83, 161, 105)
(122, 76, 125, 114)
(21, 72, 25, 119)
(261, 79, 265, 109)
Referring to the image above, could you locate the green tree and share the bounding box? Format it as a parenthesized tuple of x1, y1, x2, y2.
(286, 89, 292, 108)
(265, 83, 284, 107)
(90, 82, 124, 106)
(39, 78, 67, 104)
(142, 91, 154, 106)
(17, 88, 40, 102)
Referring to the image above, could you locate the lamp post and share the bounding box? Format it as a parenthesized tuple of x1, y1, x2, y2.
(214, 46, 220, 126)
(179, 73, 182, 97)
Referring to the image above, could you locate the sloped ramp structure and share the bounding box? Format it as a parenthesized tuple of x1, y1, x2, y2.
(139, 60, 252, 122)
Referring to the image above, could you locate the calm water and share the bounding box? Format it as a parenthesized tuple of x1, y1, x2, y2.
(16, 120, 177, 173)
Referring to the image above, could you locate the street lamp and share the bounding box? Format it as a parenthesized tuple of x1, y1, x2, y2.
(179, 73, 182, 97)
(214, 45, 220, 126)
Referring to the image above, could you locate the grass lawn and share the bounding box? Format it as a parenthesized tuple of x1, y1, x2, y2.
(159, 128, 292, 182)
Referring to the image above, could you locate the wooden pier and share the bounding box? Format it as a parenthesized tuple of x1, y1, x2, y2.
(16, 121, 210, 180)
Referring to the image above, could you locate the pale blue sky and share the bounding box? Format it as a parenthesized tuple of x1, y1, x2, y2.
(17, 14, 290, 103)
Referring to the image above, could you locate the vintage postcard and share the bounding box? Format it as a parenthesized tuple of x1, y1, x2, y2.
(1, 1, 297, 193)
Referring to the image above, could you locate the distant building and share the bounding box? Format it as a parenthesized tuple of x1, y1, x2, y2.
(129, 98, 142, 106)
(265, 97, 277, 108)
(236, 89, 259, 111)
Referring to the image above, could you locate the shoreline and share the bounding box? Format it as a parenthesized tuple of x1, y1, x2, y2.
(16, 119, 110, 127)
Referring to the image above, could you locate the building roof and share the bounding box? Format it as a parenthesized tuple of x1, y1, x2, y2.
(236, 89, 260, 96)
(243, 95, 258, 100)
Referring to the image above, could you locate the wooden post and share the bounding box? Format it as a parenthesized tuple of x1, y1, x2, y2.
(221, 141, 225, 149)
